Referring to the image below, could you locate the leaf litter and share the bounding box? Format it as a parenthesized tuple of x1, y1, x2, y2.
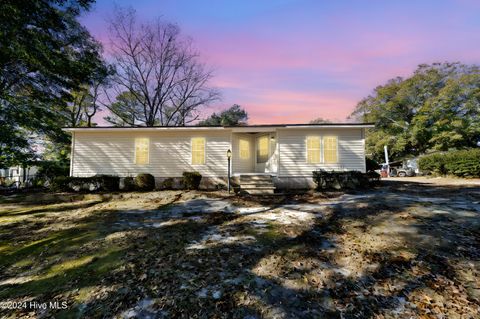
(0, 182, 479, 318)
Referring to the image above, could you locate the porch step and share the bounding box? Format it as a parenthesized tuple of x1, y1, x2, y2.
(240, 187, 275, 195)
(239, 183, 275, 188)
(240, 175, 273, 182)
(237, 174, 276, 195)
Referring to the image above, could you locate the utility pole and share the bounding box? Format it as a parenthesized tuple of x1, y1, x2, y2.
(384, 145, 390, 177)
(227, 149, 232, 193)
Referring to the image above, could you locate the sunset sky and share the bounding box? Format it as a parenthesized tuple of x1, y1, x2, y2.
(81, 0, 480, 124)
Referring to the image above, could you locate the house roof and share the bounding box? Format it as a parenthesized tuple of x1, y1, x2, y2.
(63, 123, 375, 132)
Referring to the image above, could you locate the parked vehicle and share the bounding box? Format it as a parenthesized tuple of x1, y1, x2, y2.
(377, 158, 418, 177)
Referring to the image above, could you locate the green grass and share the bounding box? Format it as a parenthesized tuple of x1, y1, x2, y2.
(0, 227, 100, 267)
(0, 200, 103, 218)
(0, 247, 124, 297)
(242, 221, 284, 245)
(0, 194, 126, 318)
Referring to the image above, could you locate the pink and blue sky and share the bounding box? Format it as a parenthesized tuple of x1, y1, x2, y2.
(81, 0, 480, 124)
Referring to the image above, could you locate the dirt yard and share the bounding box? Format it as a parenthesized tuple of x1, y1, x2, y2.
(0, 179, 479, 318)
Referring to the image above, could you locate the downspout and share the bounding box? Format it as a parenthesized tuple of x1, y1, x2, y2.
(229, 130, 233, 176)
(362, 128, 367, 173)
(69, 131, 75, 177)
(276, 130, 281, 177)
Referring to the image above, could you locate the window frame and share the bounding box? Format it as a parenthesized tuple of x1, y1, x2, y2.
(191, 137, 206, 165)
(306, 136, 322, 164)
(134, 137, 150, 165)
(256, 135, 269, 164)
(239, 138, 250, 160)
(323, 135, 339, 164)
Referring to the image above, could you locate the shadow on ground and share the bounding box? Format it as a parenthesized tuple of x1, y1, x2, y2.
(0, 182, 479, 318)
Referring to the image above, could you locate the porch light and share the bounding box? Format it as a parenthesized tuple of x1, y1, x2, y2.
(227, 149, 232, 193)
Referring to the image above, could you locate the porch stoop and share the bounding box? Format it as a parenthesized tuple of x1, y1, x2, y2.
(237, 174, 276, 195)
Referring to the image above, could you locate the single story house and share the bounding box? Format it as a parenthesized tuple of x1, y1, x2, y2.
(64, 123, 373, 192)
(0, 165, 39, 188)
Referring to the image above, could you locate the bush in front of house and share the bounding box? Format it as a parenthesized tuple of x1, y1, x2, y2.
(160, 177, 175, 190)
(366, 158, 380, 172)
(121, 177, 136, 191)
(182, 171, 202, 190)
(312, 170, 373, 190)
(135, 173, 156, 191)
(50, 176, 71, 192)
(419, 149, 480, 177)
(49, 175, 120, 192)
(94, 175, 120, 191)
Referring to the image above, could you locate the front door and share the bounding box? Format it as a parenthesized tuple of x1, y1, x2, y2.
(255, 135, 270, 172)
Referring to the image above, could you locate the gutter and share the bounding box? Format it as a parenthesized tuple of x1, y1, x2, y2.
(69, 131, 75, 177)
(62, 123, 375, 132)
(281, 124, 374, 129)
(62, 127, 228, 132)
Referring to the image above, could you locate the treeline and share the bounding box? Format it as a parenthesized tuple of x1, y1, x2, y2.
(0, 1, 232, 169)
(351, 62, 480, 162)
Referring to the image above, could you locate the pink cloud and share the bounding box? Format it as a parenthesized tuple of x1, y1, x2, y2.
(231, 90, 359, 124)
(197, 28, 420, 74)
(91, 25, 421, 125)
(86, 1, 480, 126)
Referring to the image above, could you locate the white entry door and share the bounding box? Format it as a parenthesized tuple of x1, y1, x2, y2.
(255, 135, 270, 173)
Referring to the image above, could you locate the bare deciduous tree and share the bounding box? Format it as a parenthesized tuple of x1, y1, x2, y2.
(106, 7, 220, 127)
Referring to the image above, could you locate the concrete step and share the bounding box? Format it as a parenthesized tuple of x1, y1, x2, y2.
(240, 176, 273, 182)
(239, 186, 275, 195)
(239, 186, 276, 195)
(239, 185, 276, 190)
(243, 188, 275, 195)
(239, 182, 275, 188)
(237, 174, 276, 195)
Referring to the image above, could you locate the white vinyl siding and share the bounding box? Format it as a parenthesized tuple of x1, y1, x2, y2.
(72, 130, 230, 177)
(135, 138, 149, 165)
(70, 127, 367, 179)
(277, 128, 365, 176)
